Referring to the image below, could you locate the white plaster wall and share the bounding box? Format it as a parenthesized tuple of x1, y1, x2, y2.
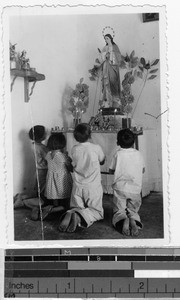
(10, 13, 162, 195)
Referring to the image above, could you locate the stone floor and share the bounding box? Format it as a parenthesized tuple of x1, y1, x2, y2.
(14, 192, 163, 241)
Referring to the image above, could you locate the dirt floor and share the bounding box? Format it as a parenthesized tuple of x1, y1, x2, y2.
(14, 192, 163, 241)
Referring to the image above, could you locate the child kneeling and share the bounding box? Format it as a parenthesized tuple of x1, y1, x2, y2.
(109, 129, 145, 236)
(59, 123, 105, 232)
(42, 132, 73, 219)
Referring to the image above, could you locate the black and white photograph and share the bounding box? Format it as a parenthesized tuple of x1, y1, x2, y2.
(3, 5, 168, 243)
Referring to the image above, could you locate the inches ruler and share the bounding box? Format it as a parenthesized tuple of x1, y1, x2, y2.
(4, 247, 180, 298)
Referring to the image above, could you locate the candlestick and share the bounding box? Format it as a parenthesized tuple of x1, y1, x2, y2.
(114, 108, 117, 129)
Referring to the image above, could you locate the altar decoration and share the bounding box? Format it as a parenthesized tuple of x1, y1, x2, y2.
(68, 78, 89, 127)
(18, 50, 30, 70)
(89, 50, 159, 117)
(10, 42, 17, 68)
(120, 52, 159, 116)
(89, 109, 143, 134)
(10, 42, 32, 71)
(89, 110, 115, 131)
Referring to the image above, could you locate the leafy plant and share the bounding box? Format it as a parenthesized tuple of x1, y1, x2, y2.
(118, 51, 159, 115)
(131, 56, 159, 116)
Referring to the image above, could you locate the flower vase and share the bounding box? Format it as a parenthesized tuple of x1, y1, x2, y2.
(122, 115, 131, 129)
(126, 114, 131, 129)
(128, 117, 131, 129)
(10, 59, 16, 69)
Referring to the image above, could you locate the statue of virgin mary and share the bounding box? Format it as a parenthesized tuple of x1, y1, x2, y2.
(99, 33, 122, 108)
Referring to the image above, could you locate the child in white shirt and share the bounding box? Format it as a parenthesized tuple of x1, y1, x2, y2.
(58, 123, 105, 232)
(109, 129, 145, 236)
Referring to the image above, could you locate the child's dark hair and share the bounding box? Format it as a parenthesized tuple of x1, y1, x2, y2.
(74, 123, 91, 143)
(117, 129, 135, 148)
(47, 133, 66, 151)
(29, 125, 46, 142)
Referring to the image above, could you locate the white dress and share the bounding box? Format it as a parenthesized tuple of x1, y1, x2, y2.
(45, 150, 72, 199)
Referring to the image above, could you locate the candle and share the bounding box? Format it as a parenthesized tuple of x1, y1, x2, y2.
(114, 108, 117, 129)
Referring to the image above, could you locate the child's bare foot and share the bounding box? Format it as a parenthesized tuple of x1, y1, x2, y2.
(58, 211, 72, 232)
(115, 218, 130, 236)
(130, 218, 139, 236)
(51, 206, 65, 213)
(122, 218, 130, 236)
(14, 194, 25, 209)
(31, 208, 39, 221)
(67, 212, 81, 233)
(41, 205, 53, 220)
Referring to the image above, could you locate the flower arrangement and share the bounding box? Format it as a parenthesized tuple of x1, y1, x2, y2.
(89, 50, 159, 116)
(9, 42, 31, 70)
(68, 78, 89, 125)
(120, 51, 159, 116)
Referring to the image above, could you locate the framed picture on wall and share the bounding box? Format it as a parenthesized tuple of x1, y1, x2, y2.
(143, 13, 159, 22)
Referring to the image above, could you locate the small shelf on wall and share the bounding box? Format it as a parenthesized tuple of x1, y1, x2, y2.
(10, 68, 45, 102)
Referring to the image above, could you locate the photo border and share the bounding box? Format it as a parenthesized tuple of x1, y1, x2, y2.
(1, 4, 169, 248)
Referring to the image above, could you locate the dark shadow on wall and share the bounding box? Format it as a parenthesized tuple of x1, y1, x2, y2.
(18, 129, 36, 195)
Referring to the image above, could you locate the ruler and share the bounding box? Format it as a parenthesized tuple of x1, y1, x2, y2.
(4, 248, 180, 298)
